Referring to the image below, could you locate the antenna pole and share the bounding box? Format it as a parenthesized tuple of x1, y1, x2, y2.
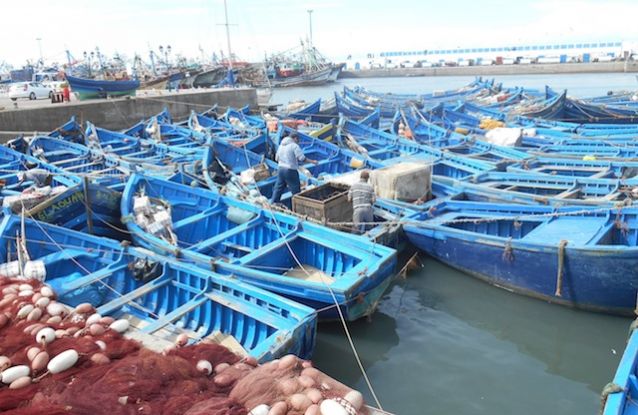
(36, 37, 43, 66)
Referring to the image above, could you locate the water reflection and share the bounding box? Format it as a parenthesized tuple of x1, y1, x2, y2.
(414, 258, 629, 392)
(314, 258, 630, 415)
(314, 307, 400, 387)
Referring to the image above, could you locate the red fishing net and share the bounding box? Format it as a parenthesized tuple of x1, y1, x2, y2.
(0, 277, 369, 415)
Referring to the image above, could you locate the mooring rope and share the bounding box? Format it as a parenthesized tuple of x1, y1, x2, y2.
(554, 239, 569, 297)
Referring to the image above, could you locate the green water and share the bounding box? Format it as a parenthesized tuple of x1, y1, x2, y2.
(288, 73, 638, 415)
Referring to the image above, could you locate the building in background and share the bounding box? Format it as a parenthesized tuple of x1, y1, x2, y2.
(343, 41, 638, 70)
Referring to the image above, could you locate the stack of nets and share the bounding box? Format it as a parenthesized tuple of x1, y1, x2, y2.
(0, 277, 369, 415)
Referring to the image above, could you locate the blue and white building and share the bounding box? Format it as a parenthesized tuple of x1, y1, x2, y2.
(343, 40, 637, 70)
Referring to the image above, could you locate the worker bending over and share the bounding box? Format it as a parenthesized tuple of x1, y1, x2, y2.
(271, 132, 316, 204)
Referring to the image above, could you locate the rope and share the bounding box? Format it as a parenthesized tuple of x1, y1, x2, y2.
(554, 240, 568, 297)
(599, 382, 624, 415)
(264, 207, 384, 410)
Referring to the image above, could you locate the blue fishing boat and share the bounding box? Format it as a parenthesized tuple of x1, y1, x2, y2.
(435, 172, 638, 206)
(404, 200, 638, 314)
(0, 214, 316, 360)
(121, 174, 398, 321)
(342, 87, 398, 118)
(286, 99, 322, 121)
(335, 93, 375, 119)
(85, 123, 199, 170)
(186, 109, 271, 154)
(48, 116, 86, 144)
(28, 136, 131, 190)
(601, 321, 638, 415)
(341, 117, 514, 168)
(541, 87, 638, 124)
(0, 144, 83, 215)
(507, 156, 638, 179)
(223, 106, 267, 129)
(65, 73, 140, 100)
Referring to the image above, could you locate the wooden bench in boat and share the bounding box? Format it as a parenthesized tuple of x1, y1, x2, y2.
(283, 265, 335, 285)
(122, 314, 249, 357)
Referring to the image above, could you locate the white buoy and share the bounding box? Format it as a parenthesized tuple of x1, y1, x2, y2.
(47, 349, 79, 374)
(1, 365, 30, 384)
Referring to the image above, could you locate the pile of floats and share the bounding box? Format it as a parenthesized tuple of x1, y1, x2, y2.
(1, 76, 638, 413)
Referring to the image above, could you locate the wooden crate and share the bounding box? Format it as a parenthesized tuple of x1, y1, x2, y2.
(292, 183, 352, 225)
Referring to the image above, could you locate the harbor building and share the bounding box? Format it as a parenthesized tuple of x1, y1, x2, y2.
(343, 40, 638, 70)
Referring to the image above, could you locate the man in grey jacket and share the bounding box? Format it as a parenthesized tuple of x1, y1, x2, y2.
(270, 132, 316, 204)
(348, 170, 376, 234)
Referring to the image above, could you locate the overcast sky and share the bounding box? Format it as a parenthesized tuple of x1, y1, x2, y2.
(2, 0, 638, 67)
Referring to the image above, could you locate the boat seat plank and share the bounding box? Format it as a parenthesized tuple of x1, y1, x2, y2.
(187, 215, 263, 252)
(140, 296, 208, 334)
(38, 248, 100, 267)
(172, 206, 225, 230)
(96, 273, 172, 315)
(51, 156, 92, 166)
(523, 217, 608, 245)
(58, 261, 129, 294)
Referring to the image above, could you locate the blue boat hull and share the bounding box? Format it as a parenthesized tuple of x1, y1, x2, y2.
(65, 73, 140, 100)
(0, 215, 317, 361)
(405, 227, 638, 314)
(603, 322, 638, 415)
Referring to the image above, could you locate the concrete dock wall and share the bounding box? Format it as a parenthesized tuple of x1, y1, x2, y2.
(0, 88, 257, 139)
(341, 61, 638, 78)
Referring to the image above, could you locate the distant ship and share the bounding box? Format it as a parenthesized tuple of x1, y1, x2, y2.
(240, 42, 343, 88)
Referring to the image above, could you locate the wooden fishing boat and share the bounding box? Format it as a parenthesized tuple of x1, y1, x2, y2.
(0, 214, 317, 361)
(335, 93, 376, 120)
(0, 144, 83, 217)
(285, 99, 322, 121)
(404, 200, 638, 314)
(121, 174, 397, 321)
(223, 106, 267, 129)
(507, 156, 638, 180)
(266, 64, 343, 88)
(542, 87, 638, 124)
(601, 321, 638, 415)
(65, 73, 140, 100)
(434, 172, 638, 206)
(85, 123, 199, 169)
(28, 136, 132, 190)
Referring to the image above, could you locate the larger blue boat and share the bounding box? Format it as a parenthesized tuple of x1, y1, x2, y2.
(65, 73, 140, 100)
(121, 174, 398, 321)
(65, 74, 140, 101)
(602, 321, 638, 415)
(404, 200, 638, 314)
(0, 214, 316, 361)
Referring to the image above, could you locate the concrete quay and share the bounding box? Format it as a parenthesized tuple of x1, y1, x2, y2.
(341, 61, 638, 78)
(0, 87, 258, 141)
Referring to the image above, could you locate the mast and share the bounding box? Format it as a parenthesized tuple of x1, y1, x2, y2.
(223, 0, 233, 69)
(307, 10, 313, 48)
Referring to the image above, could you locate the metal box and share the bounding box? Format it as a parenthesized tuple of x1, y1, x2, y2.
(292, 183, 352, 226)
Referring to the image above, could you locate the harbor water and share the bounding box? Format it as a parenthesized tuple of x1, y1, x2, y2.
(279, 73, 638, 415)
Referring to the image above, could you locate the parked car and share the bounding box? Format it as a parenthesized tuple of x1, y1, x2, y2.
(8, 82, 53, 101)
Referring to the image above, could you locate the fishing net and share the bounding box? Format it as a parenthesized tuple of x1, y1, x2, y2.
(0, 277, 369, 415)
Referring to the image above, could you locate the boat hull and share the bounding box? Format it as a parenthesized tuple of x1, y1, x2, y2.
(404, 226, 638, 315)
(602, 322, 638, 415)
(65, 74, 139, 100)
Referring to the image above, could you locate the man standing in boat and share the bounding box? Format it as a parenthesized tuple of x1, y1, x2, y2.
(271, 131, 316, 205)
(348, 170, 376, 234)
